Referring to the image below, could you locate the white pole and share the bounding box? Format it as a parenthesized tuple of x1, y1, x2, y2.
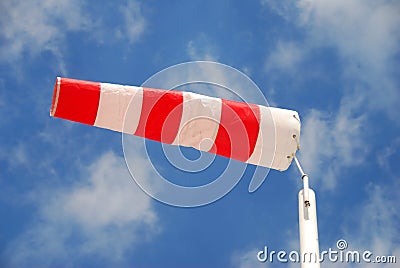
(299, 188, 320, 268)
(293, 155, 320, 268)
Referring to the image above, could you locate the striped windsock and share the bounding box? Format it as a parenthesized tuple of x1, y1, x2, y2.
(50, 77, 300, 171)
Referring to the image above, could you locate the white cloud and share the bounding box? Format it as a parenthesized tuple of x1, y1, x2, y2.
(299, 95, 367, 190)
(10, 143, 29, 168)
(0, 0, 91, 65)
(260, 0, 298, 21)
(298, 0, 400, 67)
(354, 184, 399, 254)
(377, 137, 400, 176)
(187, 35, 219, 62)
(6, 151, 158, 267)
(116, 0, 146, 44)
(339, 180, 400, 267)
(348, 142, 400, 264)
(0, 0, 147, 73)
(265, 41, 304, 73)
(297, 0, 399, 120)
(64, 151, 156, 229)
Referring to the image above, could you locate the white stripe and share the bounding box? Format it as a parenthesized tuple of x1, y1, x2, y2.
(247, 106, 300, 171)
(172, 92, 222, 152)
(50, 77, 61, 116)
(270, 108, 300, 170)
(246, 106, 275, 168)
(94, 83, 143, 133)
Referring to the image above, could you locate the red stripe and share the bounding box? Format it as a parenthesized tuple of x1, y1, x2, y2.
(53, 78, 101, 126)
(134, 88, 183, 144)
(54, 78, 100, 125)
(210, 100, 260, 162)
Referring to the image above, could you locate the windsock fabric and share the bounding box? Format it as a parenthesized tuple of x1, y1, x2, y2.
(50, 77, 300, 171)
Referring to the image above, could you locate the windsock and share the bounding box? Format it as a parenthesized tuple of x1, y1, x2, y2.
(50, 77, 300, 171)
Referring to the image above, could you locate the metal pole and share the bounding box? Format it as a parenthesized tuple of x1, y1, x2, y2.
(299, 188, 320, 268)
(294, 156, 310, 207)
(294, 156, 320, 268)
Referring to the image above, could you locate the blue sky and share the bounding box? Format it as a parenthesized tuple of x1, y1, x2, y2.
(1, 0, 399, 267)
